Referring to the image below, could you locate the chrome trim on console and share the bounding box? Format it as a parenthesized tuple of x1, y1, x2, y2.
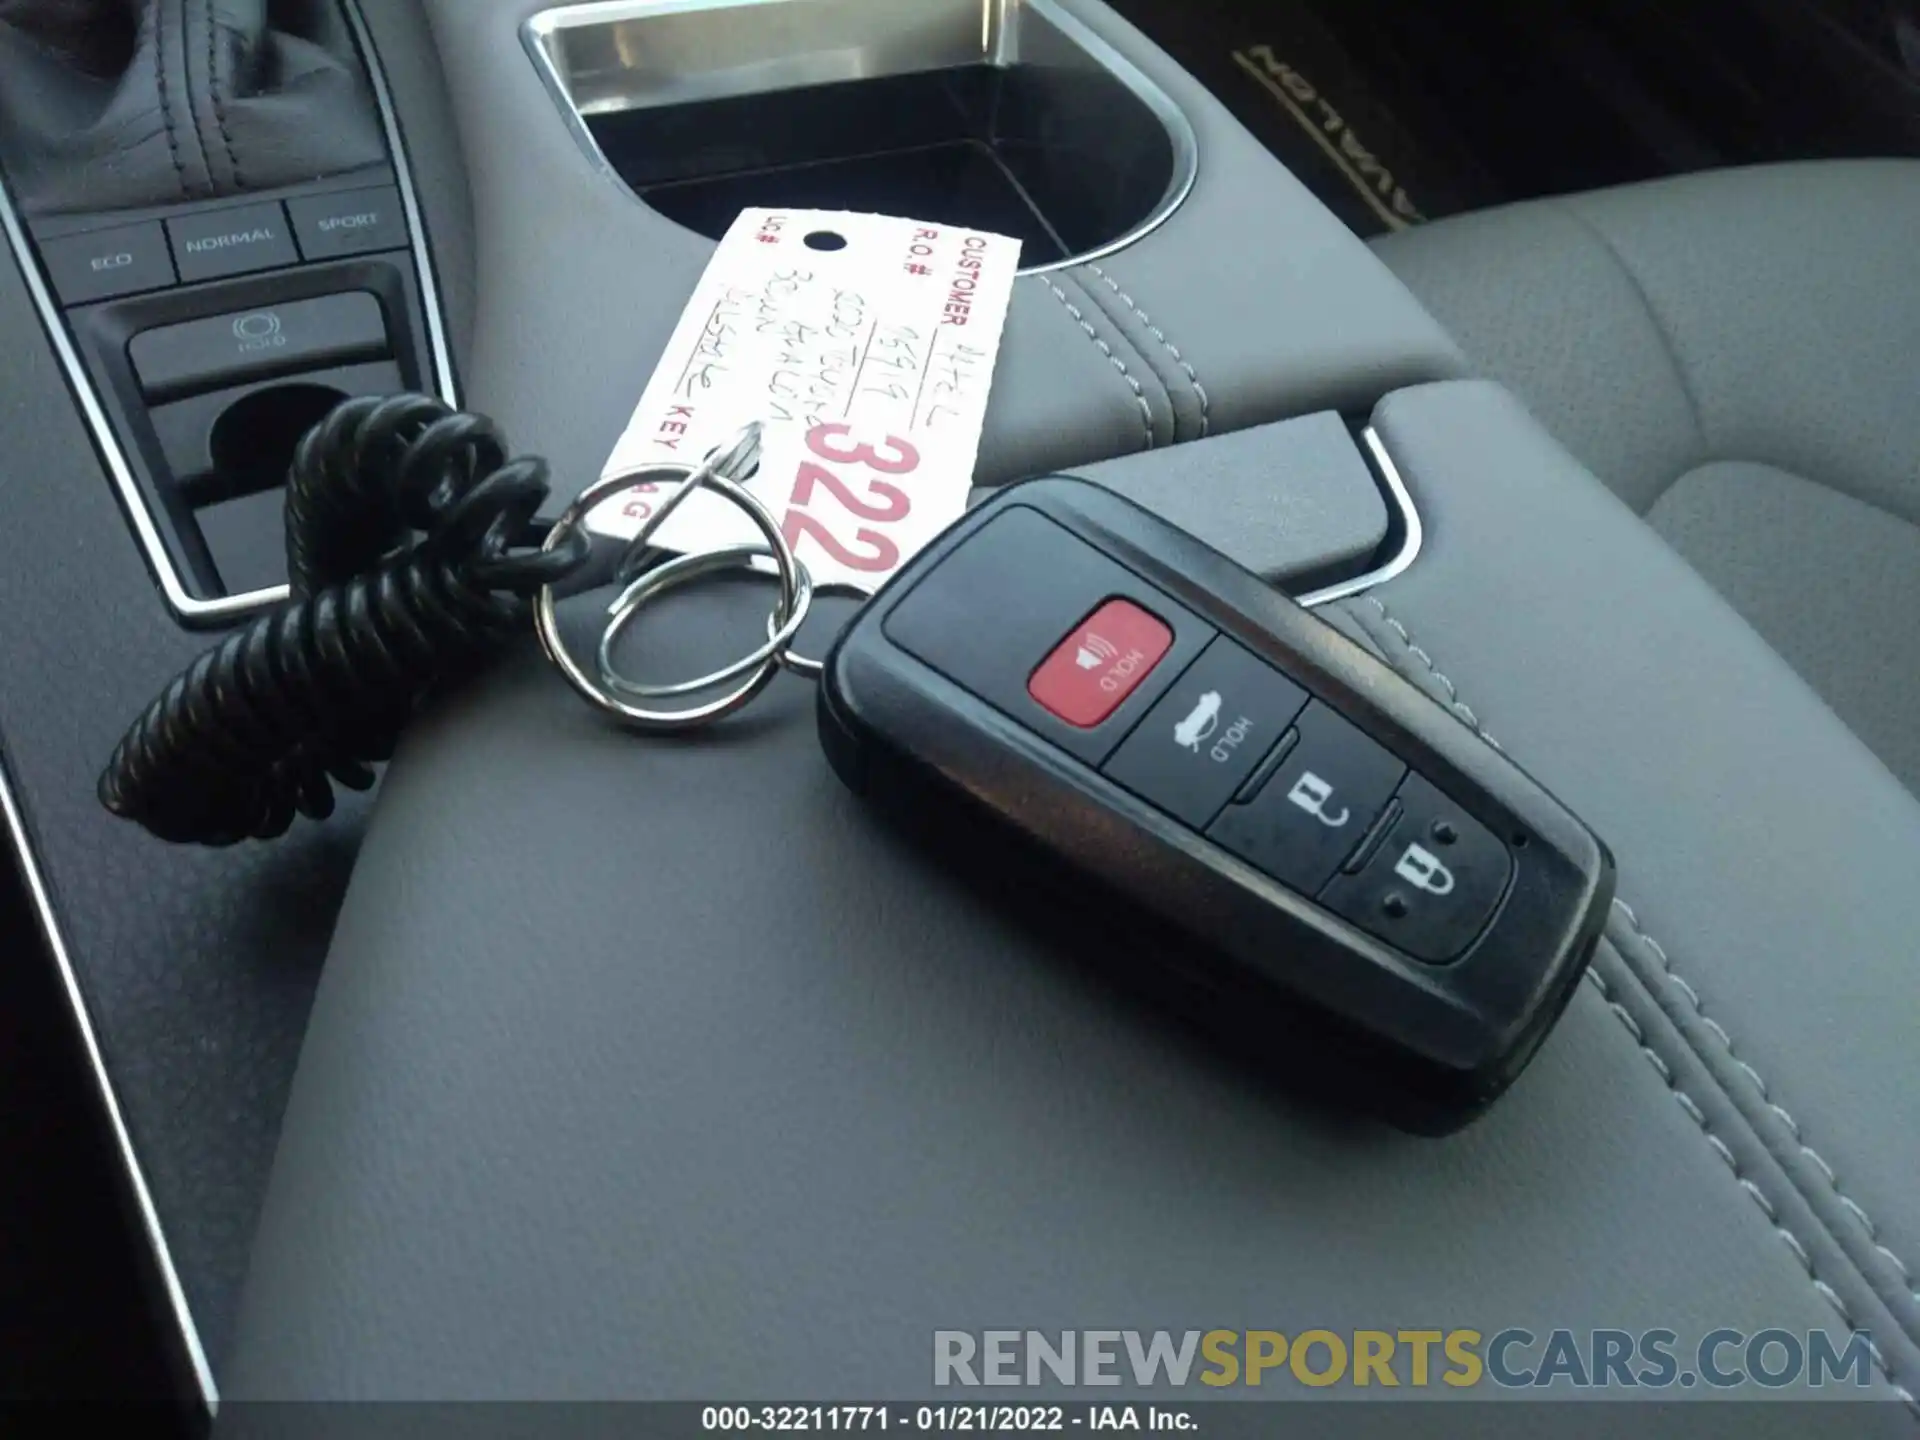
(340, 0, 460, 414)
(1297, 426, 1424, 609)
(0, 759, 219, 1413)
(522, 0, 1199, 276)
(0, 0, 459, 1411)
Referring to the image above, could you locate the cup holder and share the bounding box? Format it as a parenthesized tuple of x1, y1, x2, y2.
(524, 0, 1198, 271)
(208, 382, 350, 498)
(177, 380, 353, 599)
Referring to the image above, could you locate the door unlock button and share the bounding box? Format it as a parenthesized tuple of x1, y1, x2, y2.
(1207, 702, 1406, 896)
(1286, 771, 1352, 828)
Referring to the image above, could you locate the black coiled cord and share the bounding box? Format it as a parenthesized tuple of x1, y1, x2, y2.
(99, 394, 592, 845)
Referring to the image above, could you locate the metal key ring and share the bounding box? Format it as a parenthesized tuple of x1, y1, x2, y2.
(533, 445, 807, 731)
(768, 580, 874, 680)
(608, 424, 765, 591)
(598, 542, 815, 699)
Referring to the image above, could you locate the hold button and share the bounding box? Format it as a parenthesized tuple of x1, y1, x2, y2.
(128, 292, 390, 401)
(1029, 598, 1174, 729)
(1103, 637, 1309, 829)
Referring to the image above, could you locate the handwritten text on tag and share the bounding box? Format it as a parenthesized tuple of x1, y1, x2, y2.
(590, 210, 1020, 592)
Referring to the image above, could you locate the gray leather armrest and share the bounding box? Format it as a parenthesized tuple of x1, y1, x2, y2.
(982, 410, 1389, 589)
(226, 387, 1915, 1426)
(1334, 383, 1920, 1385)
(416, 0, 1465, 520)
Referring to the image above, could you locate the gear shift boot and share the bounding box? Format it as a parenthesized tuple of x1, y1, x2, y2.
(0, 0, 387, 217)
(0, 0, 454, 623)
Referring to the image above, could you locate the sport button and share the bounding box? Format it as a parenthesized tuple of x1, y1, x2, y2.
(1028, 598, 1174, 728)
(287, 185, 409, 261)
(1208, 702, 1406, 895)
(1102, 637, 1309, 828)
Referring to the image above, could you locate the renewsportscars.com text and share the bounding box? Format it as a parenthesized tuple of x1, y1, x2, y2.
(933, 1328, 1877, 1391)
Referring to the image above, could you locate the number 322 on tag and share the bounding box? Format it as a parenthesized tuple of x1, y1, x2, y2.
(768, 422, 940, 589)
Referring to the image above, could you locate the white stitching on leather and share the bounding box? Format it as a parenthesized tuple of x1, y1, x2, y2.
(1082, 264, 1212, 438)
(1584, 971, 1920, 1417)
(1366, 587, 1920, 1325)
(1354, 592, 1920, 1408)
(1612, 898, 1920, 1307)
(1363, 598, 1506, 751)
(1038, 277, 1156, 451)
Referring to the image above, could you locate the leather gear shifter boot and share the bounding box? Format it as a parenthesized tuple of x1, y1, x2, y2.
(0, 0, 386, 218)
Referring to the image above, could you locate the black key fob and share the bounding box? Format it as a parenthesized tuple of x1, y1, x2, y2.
(818, 475, 1614, 1133)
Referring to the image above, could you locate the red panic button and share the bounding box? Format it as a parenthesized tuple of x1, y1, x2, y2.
(1029, 598, 1175, 728)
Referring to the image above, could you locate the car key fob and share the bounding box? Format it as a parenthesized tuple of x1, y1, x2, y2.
(817, 474, 1615, 1134)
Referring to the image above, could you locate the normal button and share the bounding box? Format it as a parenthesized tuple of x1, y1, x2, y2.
(167, 201, 299, 283)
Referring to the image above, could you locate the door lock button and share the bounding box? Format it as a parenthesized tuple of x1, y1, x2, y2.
(1207, 701, 1406, 895)
(1103, 637, 1309, 829)
(1321, 774, 1514, 962)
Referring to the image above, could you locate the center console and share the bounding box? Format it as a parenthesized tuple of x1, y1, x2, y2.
(0, 0, 1474, 1397)
(14, 0, 1841, 1413)
(430, 0, 1467, 503)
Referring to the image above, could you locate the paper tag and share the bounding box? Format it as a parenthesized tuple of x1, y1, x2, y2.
(589, 210, 1021, 591)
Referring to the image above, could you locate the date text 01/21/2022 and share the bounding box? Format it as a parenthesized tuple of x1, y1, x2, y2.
(700, 1405, 1195, 1432)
